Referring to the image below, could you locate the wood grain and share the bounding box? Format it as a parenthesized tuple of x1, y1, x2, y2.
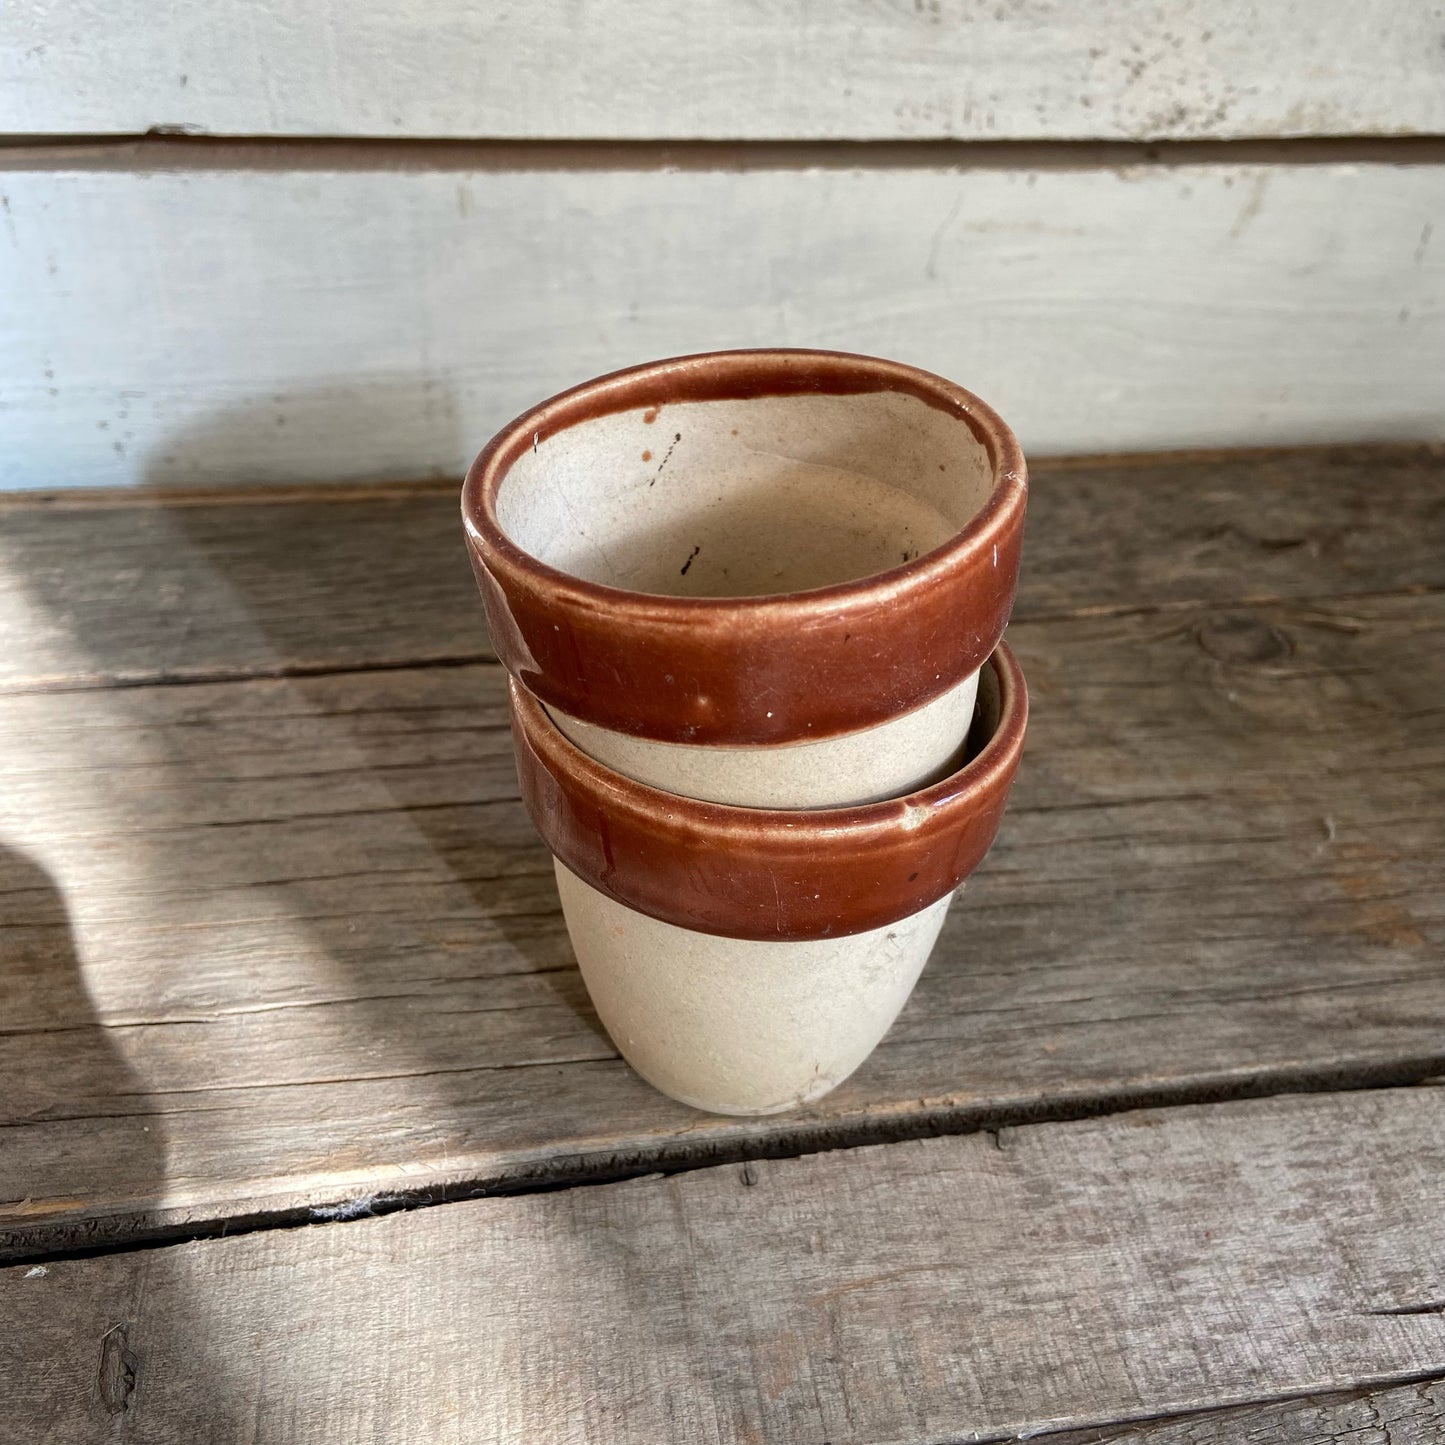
(2, 580, 1439, 1256)
(2, 446, 1439, 692)
(2, 160, 1441, 489)
(3, 1089, 1443, 1443)
(3, 0, 1442, 141)
(1048, 1377, 1445, 1443)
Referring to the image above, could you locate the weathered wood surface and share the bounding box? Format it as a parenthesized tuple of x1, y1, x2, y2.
(2, 446, 1438, 691)
(2, 578, 1440, 1251)
(1049, 1377, 1445, 1444)
(2, 159, 1441, 489)
(4, 0, 1442, 141)
(4, 1089, 1443, 1444)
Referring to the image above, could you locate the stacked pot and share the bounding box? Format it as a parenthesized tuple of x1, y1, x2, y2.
(462, 349, 1028, 1117)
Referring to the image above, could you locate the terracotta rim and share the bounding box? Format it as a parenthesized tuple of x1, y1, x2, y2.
(464, 349, 1027, 746)
(509, 642, 1028, 942)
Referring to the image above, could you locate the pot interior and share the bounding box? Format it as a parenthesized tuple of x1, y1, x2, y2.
(965, 650, 1004, 764)
(494, 389, 997, 598)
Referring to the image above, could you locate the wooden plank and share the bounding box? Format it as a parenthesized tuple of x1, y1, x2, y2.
(3, 1089, 1443, 1442)
(2, 585, 1439, 1256)
(3, 1, 1442, 141)
(1, 446, 1440, 692)
(1047, 1378, 1445, 1443)
(0, 481, 485, 690)
(1, 159, 1441, 490)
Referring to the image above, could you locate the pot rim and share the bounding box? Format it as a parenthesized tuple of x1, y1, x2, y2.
(509, 641, 1029, 941)
(462, 347, 1026, 622)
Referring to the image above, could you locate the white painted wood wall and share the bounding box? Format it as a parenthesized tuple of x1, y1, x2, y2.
(2, 1, 1442, 488)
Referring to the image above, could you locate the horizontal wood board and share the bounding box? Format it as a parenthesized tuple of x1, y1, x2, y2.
(3, 1089, 1443, 1443)
(3, 0, 1443, 141)
(1, 161, 1441, 489)
(1, 448, 1440, 1254)
(2, 446, 1439, 691)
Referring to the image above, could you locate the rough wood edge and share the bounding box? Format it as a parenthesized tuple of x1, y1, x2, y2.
(1042, 1372, 1445, 1443)
(7, 1061, 1441, 1267)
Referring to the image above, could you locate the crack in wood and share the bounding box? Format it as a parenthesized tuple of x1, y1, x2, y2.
(0, 652, 498, 699)
(8, 1058, 1442, 1267)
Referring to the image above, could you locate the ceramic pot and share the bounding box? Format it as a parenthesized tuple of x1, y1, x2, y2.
(463, 348, 1026, 806)
(508, 644, 1028, 1115)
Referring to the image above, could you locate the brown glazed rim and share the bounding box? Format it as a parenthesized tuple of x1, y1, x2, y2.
(464, 348, 1027, 746)
(509, 642, 1029, 943)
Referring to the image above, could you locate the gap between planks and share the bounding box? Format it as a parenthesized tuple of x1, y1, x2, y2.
(10, 1065, 1443, 1267)
(2, 133, 1444, 173)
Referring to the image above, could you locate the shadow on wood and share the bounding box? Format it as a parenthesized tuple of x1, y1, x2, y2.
(143, 394, 611, 1040)
(0, 842, 165, 1252)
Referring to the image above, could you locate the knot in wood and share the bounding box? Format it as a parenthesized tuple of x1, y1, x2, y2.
(1194, 612, 1294, 666)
